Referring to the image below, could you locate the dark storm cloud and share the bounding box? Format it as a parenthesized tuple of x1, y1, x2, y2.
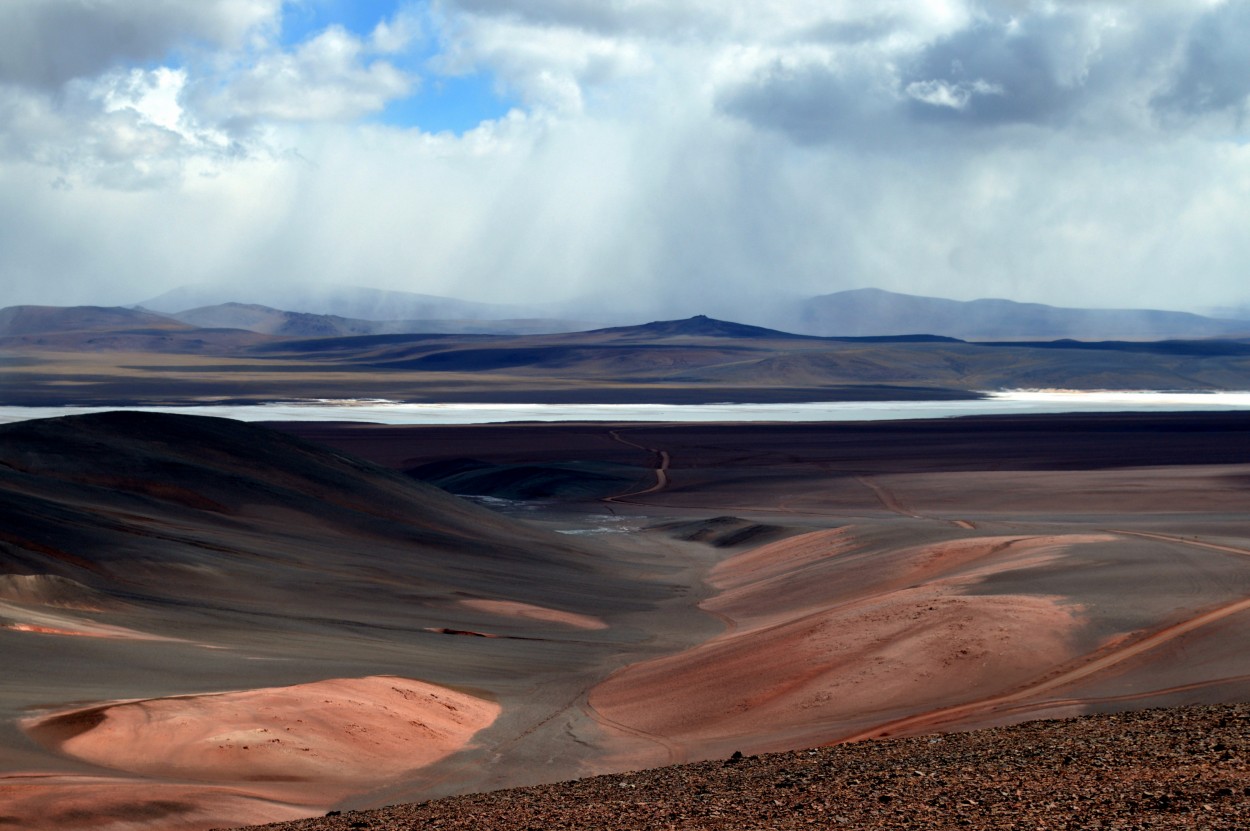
(719, 5, 1128, 144)
(902, 12, 1096, 126)
(717, 59, 896, 146)
(0, 1, 277, 90)
(1153, 1, 1250, 119)
(720, 1, 1250, 144)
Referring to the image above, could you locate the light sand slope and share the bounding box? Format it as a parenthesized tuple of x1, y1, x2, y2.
(458, 599, 608, 630)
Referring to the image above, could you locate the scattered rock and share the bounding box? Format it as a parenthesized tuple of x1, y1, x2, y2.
(231, 703, 1250, 831)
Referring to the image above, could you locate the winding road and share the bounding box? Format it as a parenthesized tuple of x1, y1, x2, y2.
(604, 429, 671, 504)
(857, 474, 976, 529)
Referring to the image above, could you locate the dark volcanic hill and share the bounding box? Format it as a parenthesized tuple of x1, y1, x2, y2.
(797, 288, 1250, 340)
(0, 412, 647, 617)
(586, 314, 816, 340)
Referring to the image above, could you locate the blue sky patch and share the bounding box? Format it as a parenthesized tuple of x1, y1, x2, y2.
(379, 72, 514, 133)
(280, 0, 403, 46)
(277, 1, 512, 133)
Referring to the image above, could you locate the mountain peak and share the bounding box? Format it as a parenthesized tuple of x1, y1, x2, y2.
(590, 315, 807, 340)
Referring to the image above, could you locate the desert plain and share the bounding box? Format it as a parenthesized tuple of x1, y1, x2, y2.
(0, 408, 1248, 829)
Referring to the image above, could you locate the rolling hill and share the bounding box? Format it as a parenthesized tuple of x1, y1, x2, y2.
(0, 305, 182, 336)
(0, 411, 649, 619)
(0, 304, 271, 353)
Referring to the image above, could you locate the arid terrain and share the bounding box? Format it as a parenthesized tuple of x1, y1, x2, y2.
(9, 0, 1250, 820)
(0, 410, 1248, 829)
(4, 304, 1250, 406)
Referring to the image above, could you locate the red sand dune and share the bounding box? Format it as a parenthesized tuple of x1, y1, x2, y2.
(24, 676, 499, 787)
(588, 531, 1124, 764)
(14, 676, 499, 828)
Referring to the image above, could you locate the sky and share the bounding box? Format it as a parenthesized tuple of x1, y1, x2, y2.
(2, 0, 1250, 322)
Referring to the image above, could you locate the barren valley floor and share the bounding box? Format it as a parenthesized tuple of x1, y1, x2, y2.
(0, 412, 1248, 829)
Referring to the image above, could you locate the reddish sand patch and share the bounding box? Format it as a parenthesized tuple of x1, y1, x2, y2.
(705, 527, 860, 592)
(0, 601, 180, 641)
(7, 678, 500, 831)
(23, 676, 500, 790)
(589, 532, 1110, 764)
(459, 599, 609, 630)
(0, 775, 313, 831)
(5, 623, 118, 637)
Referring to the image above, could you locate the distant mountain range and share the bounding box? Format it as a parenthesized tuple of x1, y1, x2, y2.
(170, 302, 586, 337)
(793, 288, 1250, 341)
(10, 289, 1250, 348)
(133, 284, 1250, 342)
(6, 302, 1250, 405)
(134, 285, 590, 336)
(136, 283, 537, 321)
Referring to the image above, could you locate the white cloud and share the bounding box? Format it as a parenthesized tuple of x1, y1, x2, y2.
(0, 4, 421, 187)
(101, 68, 188, 134)
(433, 12, 655, 114)
(369, 8, 424, 54)
(196, 25, 416, 124)
(906, 78, 1004, 110)
(3, 0, 1250, 319)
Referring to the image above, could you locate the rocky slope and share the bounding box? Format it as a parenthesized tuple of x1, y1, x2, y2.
(235, 703, 1249, 831)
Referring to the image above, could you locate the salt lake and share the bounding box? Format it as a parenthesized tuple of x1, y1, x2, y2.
(2, 391, 1249, 426)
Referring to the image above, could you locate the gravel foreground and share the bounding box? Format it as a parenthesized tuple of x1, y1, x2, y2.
(230, 704, 1249, 831)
